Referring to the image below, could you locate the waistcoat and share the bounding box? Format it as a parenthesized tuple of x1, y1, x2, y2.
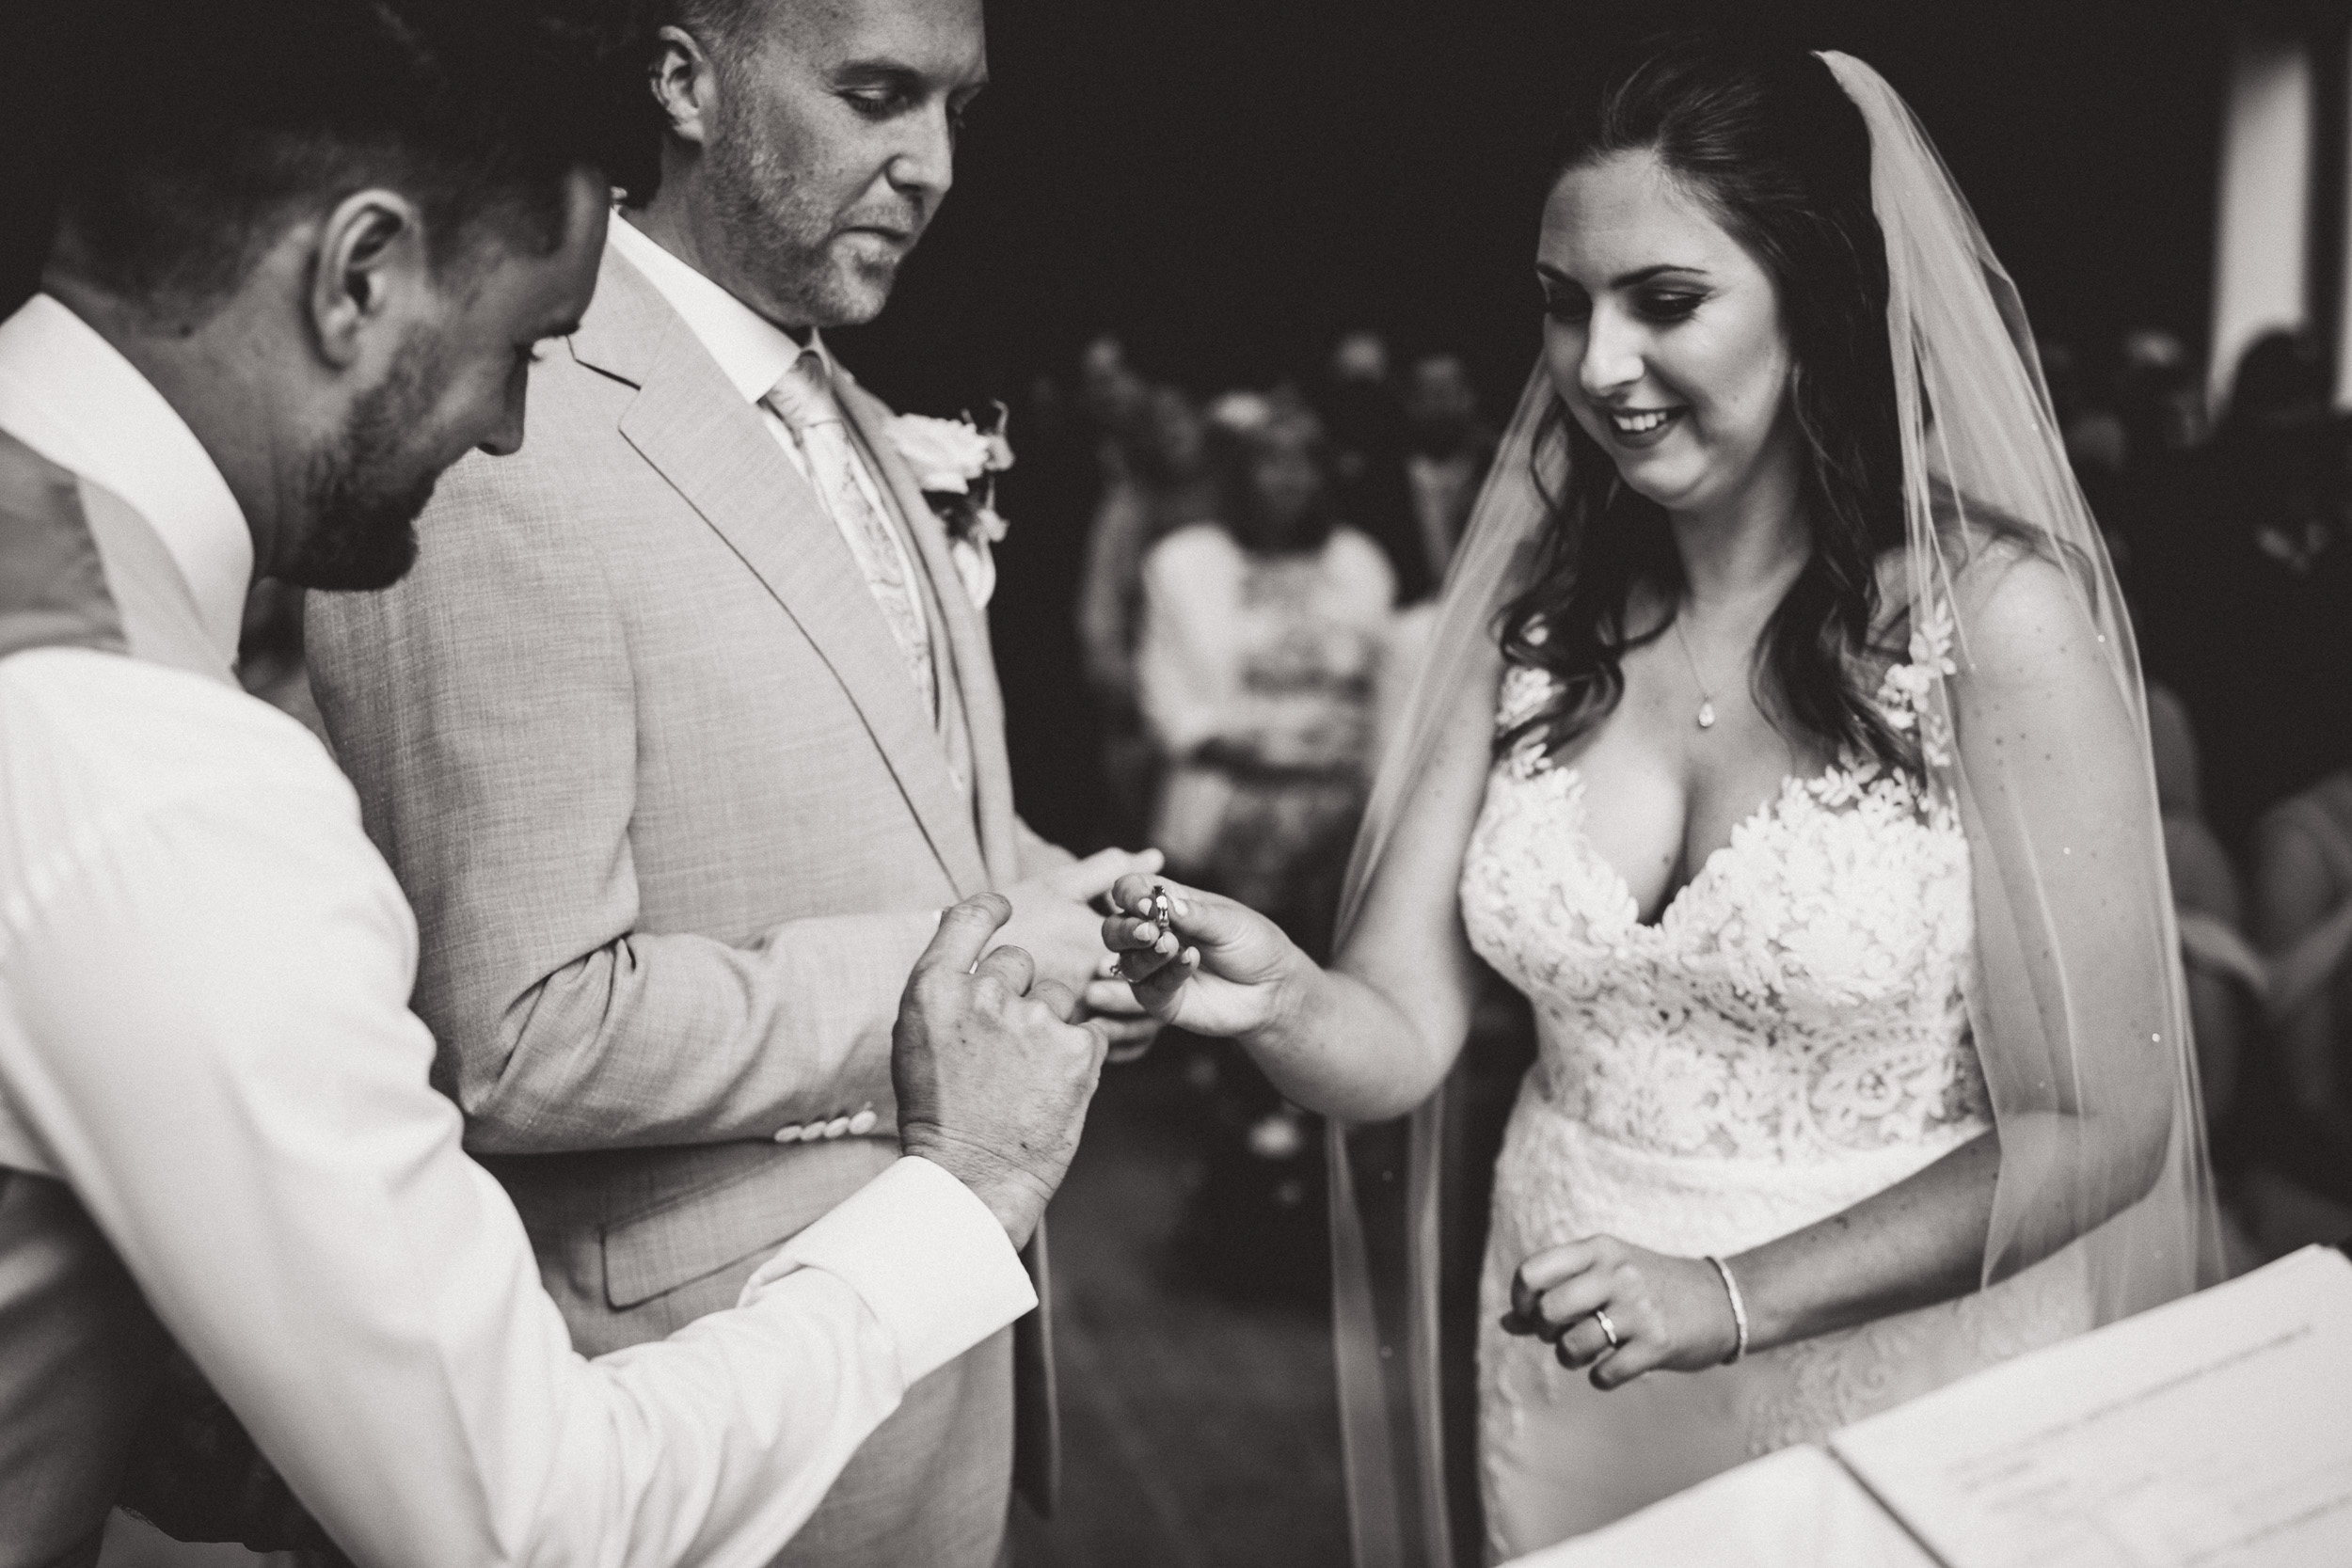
(0, 428, 227, 1568)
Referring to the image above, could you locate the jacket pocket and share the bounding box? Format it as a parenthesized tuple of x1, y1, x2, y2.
(600, 1138, 895, 1309)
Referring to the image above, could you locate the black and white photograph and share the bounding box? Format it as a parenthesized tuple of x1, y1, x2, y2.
(2, 2, 2349, 1565)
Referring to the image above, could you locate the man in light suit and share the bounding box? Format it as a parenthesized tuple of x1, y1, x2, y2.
(308, 1, 1156, 1562)
(0, 2, 1114, 1564)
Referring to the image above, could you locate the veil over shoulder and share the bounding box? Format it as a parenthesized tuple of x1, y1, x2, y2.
(1327, 50, 2224, 1568)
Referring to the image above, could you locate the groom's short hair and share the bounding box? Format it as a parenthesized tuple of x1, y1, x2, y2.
(48, 0, 640, 323)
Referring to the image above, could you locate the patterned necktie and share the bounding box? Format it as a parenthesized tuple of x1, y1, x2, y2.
(764, 351, 937, 719)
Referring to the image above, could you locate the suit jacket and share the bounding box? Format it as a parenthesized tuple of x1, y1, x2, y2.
(307, 244, 1060, 1559)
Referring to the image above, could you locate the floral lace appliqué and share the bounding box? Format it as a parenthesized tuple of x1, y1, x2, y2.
(1468, 637, 2045, 1515)
(1874, 597, 1959, 767)
(1464, 658, 1987, 1164)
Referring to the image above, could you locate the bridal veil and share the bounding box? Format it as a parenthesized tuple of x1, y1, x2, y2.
(1327, 50, 2224, 1568)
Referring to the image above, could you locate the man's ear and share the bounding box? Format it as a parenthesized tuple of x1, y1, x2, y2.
(649, 24, 720, 148)
(309, 189, 425, 369)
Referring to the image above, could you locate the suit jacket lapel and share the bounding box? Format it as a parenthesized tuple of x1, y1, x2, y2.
(571, 249, 991, 895)
(836, 377, 1022, 891)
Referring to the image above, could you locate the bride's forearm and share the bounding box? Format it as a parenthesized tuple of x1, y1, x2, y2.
(1238, 961, 1457, 1125)
(1727, 1131, 2000, 1355)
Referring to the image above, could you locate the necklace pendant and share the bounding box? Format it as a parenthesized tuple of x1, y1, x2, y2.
(1696, 700, 1717, 730)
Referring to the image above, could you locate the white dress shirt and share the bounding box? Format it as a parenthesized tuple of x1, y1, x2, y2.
(0, 294, 1036, 1567)
(606, 214, 931, 651)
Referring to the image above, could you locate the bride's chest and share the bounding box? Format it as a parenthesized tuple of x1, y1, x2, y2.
(1459, 750, 1974, 1023)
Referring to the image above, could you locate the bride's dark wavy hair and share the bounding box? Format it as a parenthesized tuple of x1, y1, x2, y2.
(1498, 32, 1914, 769)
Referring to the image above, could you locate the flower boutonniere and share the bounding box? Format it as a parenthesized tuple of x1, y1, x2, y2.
(886, 404, 1013, 610)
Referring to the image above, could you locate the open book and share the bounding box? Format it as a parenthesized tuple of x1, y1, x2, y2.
(1511, 1245, 2352, 1567)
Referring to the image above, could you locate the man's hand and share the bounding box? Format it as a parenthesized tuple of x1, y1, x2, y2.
(995, 847, 1163, 997)
(893, 894, 1110, 1247)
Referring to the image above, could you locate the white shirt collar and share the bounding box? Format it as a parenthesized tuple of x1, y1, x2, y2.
(0, 293, 252, 667)
(608, 214, 838, 405)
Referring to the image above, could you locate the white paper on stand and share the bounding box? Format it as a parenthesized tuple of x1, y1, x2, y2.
(1829, 1245, 2352, 1568)
(1505, 1443, 1938, 1568)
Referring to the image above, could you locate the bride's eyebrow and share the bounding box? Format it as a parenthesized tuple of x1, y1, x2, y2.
(1609, 263, 1708, 287)
(1534, 261, 1708, 290)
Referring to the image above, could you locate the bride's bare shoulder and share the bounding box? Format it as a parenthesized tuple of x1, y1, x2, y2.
(1877, 494, 2095, 609)
(1872, 515, 2109, 695)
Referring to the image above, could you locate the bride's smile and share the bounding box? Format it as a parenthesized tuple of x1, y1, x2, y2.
(1537, 147, 1801, 528)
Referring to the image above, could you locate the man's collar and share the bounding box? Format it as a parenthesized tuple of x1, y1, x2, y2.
(607, 214, 836, 405)
(0, 293, 252, 667)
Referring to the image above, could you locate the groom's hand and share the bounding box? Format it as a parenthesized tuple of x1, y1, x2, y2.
(996, 846, 1165, 999)
(893, 894, 1109, 1247)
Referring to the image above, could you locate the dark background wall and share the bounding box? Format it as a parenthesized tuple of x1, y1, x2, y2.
(0, 2, 2230, 404)
(835, 0, 2228, 411)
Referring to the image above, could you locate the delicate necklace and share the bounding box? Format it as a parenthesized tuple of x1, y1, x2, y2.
(1671, 613, 1721, 731)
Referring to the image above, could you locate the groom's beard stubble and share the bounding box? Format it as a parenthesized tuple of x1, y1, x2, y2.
(283, 333, 443, 594)
(704, 86, 912, 330)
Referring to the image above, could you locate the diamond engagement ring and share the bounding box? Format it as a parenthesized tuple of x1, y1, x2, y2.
(1589, 1308, 1620, 1351)
(1115, 885, 1178, 983)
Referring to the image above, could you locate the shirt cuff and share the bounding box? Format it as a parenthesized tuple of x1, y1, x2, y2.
(740, 1156, 1036, 1386)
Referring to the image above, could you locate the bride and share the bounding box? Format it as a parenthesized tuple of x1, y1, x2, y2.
(1107, 32, 2221, 1565)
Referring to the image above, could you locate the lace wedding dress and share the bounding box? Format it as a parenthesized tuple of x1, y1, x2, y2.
(1459, 649, 2090, 1560)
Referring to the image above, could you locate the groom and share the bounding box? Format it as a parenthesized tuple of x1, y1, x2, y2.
(308, 1, 1152, 1562)
(0, 2, 1124, 1563)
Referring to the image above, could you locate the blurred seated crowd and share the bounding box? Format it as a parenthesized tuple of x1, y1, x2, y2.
(2089, 326, 2352, 1264)
(243, 321, 2352, 1302)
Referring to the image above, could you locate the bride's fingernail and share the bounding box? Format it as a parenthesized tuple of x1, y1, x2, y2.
(1155, 933, 1177, 955)
(1182, 946, 1200, 966)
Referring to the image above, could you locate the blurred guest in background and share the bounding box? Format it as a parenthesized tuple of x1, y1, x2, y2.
(1400, 351, 1498, 596)
(2098, 327, 2208, 589)
(2114, 327, 2208, 469)
(1078, 330, 1149, 438)
(2137, 329, 2352, 845)
(1137, 397, 1395, 945)
(1316, 327, 1428, 603)
(1376, 351, 1500, 765)
(2243, 768, 2352, 1247)
(2148, 686, 2253, 1128)
(1078, 378, 1218, 837)
(983, 363, 1109, 853)
(2040, 340, 2129, 558)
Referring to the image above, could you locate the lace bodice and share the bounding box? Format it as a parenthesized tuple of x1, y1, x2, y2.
(1461, 659, 1991, 1164)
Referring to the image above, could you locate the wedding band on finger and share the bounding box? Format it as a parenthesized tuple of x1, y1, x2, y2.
(1589, 1308, 1620, 1352)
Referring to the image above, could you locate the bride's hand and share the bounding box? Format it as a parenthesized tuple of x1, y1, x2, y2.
(1100, 873, 1304, 1040)
(1504, 1236, 1740, 1388)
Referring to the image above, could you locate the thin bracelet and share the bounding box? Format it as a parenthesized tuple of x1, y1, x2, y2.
(1705, 1256, 1750, 1365)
